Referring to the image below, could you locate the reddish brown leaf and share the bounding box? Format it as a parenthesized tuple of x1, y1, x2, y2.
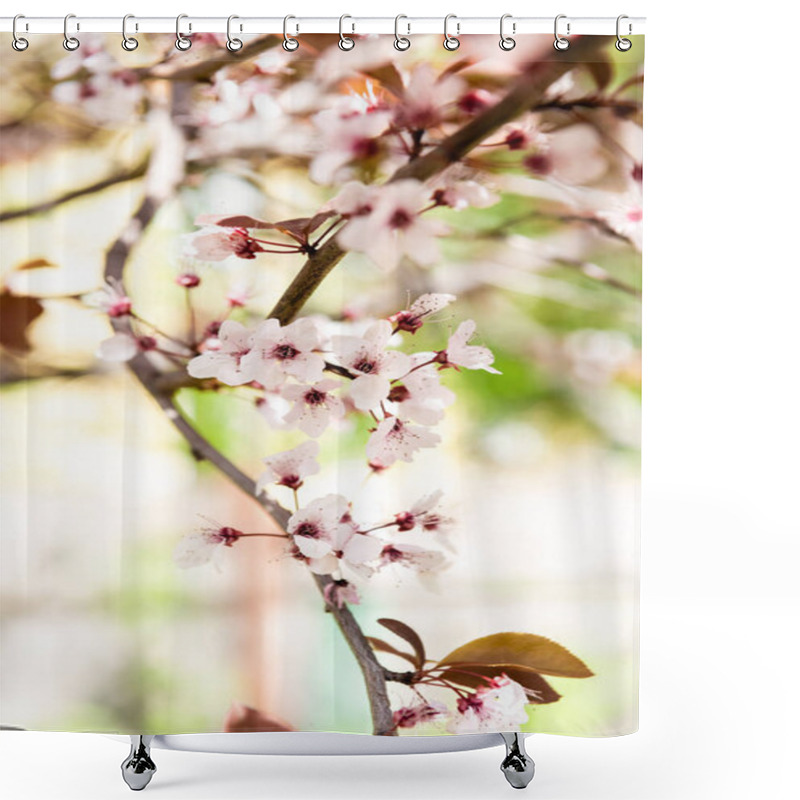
(377, 618, 426, 669)
(366, 636, 419, 668)
(222, 702, 294, 733)
(585, 60, 614, 92)
(436, 663, 562, 704)
(16, 258, 57, 271)
(0, 289, 44, 352)
(208, 214, 277, 229)
(437, 632, 593, 679)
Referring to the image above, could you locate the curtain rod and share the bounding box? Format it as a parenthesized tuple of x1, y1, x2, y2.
(1, 16, 646, 36)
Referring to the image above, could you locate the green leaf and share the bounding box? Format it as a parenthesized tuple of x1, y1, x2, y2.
(377, 618, 426, 669)
(436, 663, 562, 705)
(437, 632, 593, 679)
(366, 637, 419, 668)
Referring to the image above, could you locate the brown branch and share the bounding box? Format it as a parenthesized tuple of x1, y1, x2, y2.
(102, 84, 397, 736)
(268, 35, 606, 325)
(141, 35, 280, 83)
(0, 161, 148, 223)
(554, 258, 642, 298)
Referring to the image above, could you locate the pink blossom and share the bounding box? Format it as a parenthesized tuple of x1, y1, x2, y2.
(310, 104, 392, 184)
(255, 390, 292, 429)
(282, 379, 345, 437)
(334, 180, 448, 271)
(242, 318, 327, 389)
(377, 543, 447, 573)
(97, 333, 155, 362)
(432, 179, 499, 211)
(393, 64, 465, 130)
(185, 226, 266, 261)
(393, 701, 447, 729)
(395, 490, 453, 534)
(449, 675, 530, 733)
(437, 320, 501, 374)
(596, 188, 643, 251)
(83, 278, 132, 317)
(287, 495, 382, 573)
(366, 416, 441, 468)
(331, 320, 412, 411)
(387, 355, 456, 426)
(187, 320, 255, 385)
(226, 284, 251, 308)
(389, 293, 456, 333)
(323, 579, 361, 608)
(257, 441, 320, 493)
(173, 524, 242, 569)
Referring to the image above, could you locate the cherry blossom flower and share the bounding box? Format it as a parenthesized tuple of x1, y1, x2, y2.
(388, 355, 456, 426)
(393, 64, 465, 130)
(97, 333, 156, 362)
(187, 320, 255, 385)
(282, 379, 345, 437)
(331, 320, 412, 411)
(449, 675, 530, 733)
(287, 495, 382, 574)
(393, 701, 447, 729)
(255, 390, 292, 429)
(176, 271, 201, 288)
(377, 543, 447, 573)
(334, 180, 448, 271)
(323, 579, 361, 608)
(226, 283, 251, 308)
(432, 179, 499, 211)
(309, 103, 392, 185)
(394, 490, 453, 534)
(242, 318, 327, 389)
(51, 41, 143, 125)
(83, 278, 132, 317)
(257, 441, 320, 493)
(173, 524, 242, 569)
(185, 226, 267, 261)
(437, 320, 501, 374)
(596, 188, 644, 251)
(389, 293, 456, 334)
(366, 416, 441, 468)
(287, 494, 351, 560)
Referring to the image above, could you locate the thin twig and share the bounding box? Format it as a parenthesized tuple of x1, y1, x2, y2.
(0, 161, 147, 223)
(267, 36, 606, 325)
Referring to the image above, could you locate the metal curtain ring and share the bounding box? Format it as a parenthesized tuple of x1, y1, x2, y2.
(338, 14, 355, 50)
(283, 15, 299, 51)
(121, 14, 139, 51)
(499, 14, 516, 50)
(226, 15, 243, 52)
(12, 14, 29, 51)
(63, 13, 80, 51)
(394, 15, 411, 50)
(443, 14, 460, 51)
(553, 14, 570, 51)
(616, 14, 632, 51)
(175, 13, 192, 50)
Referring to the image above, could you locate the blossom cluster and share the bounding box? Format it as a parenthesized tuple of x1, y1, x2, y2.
(392, 674, 531, 734)
(186, 293, 498, 469)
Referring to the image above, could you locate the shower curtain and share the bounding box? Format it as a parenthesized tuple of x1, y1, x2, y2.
(0, 31, 643, 739)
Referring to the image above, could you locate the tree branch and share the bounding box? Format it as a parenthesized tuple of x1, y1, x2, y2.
(141, 35, 280, 83)
(0, 161, 148, 223)
(102, 83, 398, 736)
(268, 36, 606, 325)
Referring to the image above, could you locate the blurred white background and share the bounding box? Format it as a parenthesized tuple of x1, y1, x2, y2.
(2, 1, 798, 798)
